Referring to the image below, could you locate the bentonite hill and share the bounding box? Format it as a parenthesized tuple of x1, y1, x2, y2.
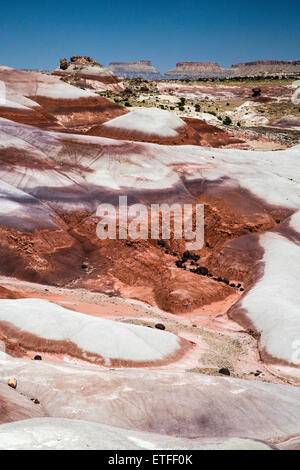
(0, 51, 299, 451)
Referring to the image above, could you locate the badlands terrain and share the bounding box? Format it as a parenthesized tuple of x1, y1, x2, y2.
(0, 57, 300, 450)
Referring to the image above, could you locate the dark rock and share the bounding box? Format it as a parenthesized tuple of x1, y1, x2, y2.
(252, 87, 261, 97)
(219, 368, 230, 376)
(155, 323, 165, 330)
(197, 267, 208, 276)
(34, 355, 42, 361)
(59, 58, 69, 70)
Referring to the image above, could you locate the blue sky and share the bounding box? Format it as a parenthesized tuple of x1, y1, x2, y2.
(0, 0, 299, 73)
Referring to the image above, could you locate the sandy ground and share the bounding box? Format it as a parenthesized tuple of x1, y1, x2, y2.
(1, 275, 299, 386)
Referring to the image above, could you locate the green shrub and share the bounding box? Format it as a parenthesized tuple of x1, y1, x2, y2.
(223, 116, 232, 125)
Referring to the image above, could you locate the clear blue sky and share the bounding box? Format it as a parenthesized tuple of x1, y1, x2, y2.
(0, 0, 299, 73)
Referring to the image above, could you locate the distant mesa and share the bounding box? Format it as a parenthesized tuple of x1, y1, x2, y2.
(52, 55, 124, 92)
(164, 60, 300, 79)
(53, 57, 300, 83)
(109, 60, 162, 80)
(164, 62, 229, 79)
(231, 60, 300, 77)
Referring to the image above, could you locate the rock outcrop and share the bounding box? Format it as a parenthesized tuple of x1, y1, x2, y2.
(109, 60, 162, 79)
(53, 55, 124, 92)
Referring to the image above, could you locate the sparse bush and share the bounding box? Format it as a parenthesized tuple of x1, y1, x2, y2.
(178, 106, 185, 111)
(223, 116, 232, 125)
(124, 102, 132, 107)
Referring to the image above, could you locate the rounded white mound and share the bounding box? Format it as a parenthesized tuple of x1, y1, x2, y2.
(292, 87, 300, 104)
(0, 298, 180, 362)
(241, 232, 300, 364)
(102, 107, 186, 137)
(0, 418, 275, 450)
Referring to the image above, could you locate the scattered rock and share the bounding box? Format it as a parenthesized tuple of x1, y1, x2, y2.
(59, 58, 68, 70)
(8, 378, 17, 389)
(197, 267, 208, 275)
(219, 368, 230, 376)
(252, 87, 261, 97)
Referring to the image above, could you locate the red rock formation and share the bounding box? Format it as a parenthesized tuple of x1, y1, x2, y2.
(86, 107, 243, 147)
(0, 67, 127, 130)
